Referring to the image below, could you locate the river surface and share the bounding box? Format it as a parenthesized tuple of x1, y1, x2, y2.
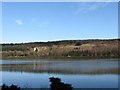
(0, 59, 119, 89)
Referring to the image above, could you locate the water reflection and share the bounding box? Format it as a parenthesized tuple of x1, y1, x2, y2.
(1, 59, 118, 74)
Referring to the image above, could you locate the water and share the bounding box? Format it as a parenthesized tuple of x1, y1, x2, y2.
(0, 59, 119, 88)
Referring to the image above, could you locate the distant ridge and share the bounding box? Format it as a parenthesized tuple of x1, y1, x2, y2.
(1, 38, 119, 45)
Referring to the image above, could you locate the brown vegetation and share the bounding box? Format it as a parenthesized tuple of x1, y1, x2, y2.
(1, 39, 120, 59)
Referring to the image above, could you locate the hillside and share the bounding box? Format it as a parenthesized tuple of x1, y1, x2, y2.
(1, 39, 120, 59)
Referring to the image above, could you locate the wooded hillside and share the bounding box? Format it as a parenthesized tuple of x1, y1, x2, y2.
(1, 39, 120, 59)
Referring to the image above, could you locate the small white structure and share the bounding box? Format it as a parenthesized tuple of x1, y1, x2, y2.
(33, 47, 38, 52)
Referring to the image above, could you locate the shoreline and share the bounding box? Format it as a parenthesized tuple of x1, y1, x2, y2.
(1, 56, 119, 60)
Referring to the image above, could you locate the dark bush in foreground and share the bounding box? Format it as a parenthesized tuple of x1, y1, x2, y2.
(2, 77, 73, 90)
(49, 77, 73, 90)
(2, 84, 20, 90)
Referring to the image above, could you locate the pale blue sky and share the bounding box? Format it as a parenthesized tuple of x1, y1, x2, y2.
(2, 2, 118, 43)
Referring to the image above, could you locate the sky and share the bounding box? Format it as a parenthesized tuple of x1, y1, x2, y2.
(2, 2, 118, 43)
